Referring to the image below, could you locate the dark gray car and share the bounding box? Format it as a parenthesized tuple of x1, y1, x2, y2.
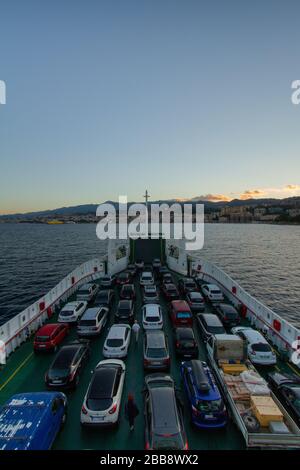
(197, 313, 225, 340)
(144, 374, 188, 450)
(143, 331, 170, 371)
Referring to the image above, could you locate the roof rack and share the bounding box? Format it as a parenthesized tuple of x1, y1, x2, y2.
(190, 360, 210, 393)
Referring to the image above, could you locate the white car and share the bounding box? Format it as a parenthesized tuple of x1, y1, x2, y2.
(81, 359, 125, 426)
(143, 285, 159, 304)
(201, 284, 224, 302)
(231, 326, 277, 366)
(152, 258, 161, 269)
(140, 271, 154, 286)
(103, 324, 131, 358)
(142, 304, 163, 330)
(77, 307, 109, 337)
(58, 301, 87, 323)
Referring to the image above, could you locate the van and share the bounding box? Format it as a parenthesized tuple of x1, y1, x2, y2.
(169, 300, 193, 328)
(0, 392, 67, 450)
(77, 306, 109, 337)
(76, 283, 99, 302)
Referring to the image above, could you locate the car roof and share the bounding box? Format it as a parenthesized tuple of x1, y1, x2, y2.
(201, 314, 223, 326)
(118, 299, 132, 307)
(171, 300, 190, 311)
(150, 387, 179, 431)
(90, 367, 118, 398)
(146, 330, 166, 348)
(51, 345, 79, 366)
(78, 283, 92, 290)
(218, 303, 237, 313)
(142, 271, 153, 276)
(62, 301, 82, 310)
(144, 304, 160, 315)
(186, 361, 220, 400)
(188, 291, 202, 299)
(242, 329, 268, 344)
(204, 284, 220, 290)
(176, 327, 194, 338)
(108, 325, 129, 339)
(81, 307, 103, 319)
(36, 323, 61, 335)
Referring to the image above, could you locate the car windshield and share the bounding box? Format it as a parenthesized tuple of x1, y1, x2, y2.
(145, 292, 156, 297)
(177, 312, 191, 319)
(224, 311, 238, 319)
(107, 338, 123, 347)
(197, 399, 223, 412)
(79, 289, 90, 295)
(119, 306, 130, 314)
(60, 310, 73, 317)
(79, 319, 96, 327)
(36, 335, 49, 342)
(252, 343, 271, 352)
(146, 316, 160, 322)
(147, 348, 166, 358)
(209, 326, 225, 334)
(211, 290, 221, 295)
(153, 434, 184, 450)
(52, 349, 76, 368)
(186, 282, 195, 288)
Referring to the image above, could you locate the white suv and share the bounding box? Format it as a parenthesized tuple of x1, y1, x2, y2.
(231, 326, 277, 366)
(142, 304, 163, 330)
(103, 324, 131, 358)
(140, 271, 154, 286)
(58, 301, 87, 323)
(202, 284, 224, 302)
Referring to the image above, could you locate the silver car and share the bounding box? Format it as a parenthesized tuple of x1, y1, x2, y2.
(143, 285, 159, 304)
(143, 330, 170, 371)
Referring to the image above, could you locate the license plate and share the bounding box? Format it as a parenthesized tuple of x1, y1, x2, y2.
(92, 416, 104, 422)
(52, 380, 62, 384)
(204, 415, 214, 420)
(152, 362, 161, 365)
(38, 345, 46, 348)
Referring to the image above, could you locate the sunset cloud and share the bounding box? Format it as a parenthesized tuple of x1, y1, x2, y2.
(191, 194, 232, 202)
(240, 189, 266, 200)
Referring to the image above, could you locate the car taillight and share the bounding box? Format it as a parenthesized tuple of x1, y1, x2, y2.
(109, 403, 118, 414)
(81, 405, 88, 415)
(145, 441, 151, 450)
(164, 358, 170, 365)
(184, 441, 189, 450)
(176, 341, 180, 348)
(144, 359, 150, 366)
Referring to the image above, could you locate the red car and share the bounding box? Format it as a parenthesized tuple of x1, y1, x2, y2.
(169, 300, 193, 328)
(34, 323, 69, 353)
(162, 283, 180, 301)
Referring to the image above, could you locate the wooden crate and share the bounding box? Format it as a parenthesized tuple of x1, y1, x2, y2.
(251, 396, 283, 428)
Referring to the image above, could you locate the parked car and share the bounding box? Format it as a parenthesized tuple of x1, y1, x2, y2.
(143, 330, 170, 371)
(215, 303, 240, 327)
(115, 300, 135, 324)
(161, 283, 180, 301)
(0, 392, 67, 450)
(186, 292, 205, 312)
(152, 258, 161, 269)
(181, 360, 227, 428)
(81, 359, 125, 426)
(94, 289, 115, 308)
(144, 374, 188, 450)
(103, 324, 131, 358)
(178, 278, 199, 295)
(196, 313, 225, 341)
(161, 273, 173, 286)
(142, 304, 163, 330)
(77, 307, 109, 337)
(135, 259, 144, 270)
(169, 300, 193, 328)
(34, 323, 69, 353)
(158, 266, 169, 280)
(268, 372, 300, 426)
(116, 272, 131, 287)
(174, 328, 198, 358)
(58, 301, 87, 323)
(45, 340, 90, 389)
(100, 275, 115, 289)
(77, 283, 99, 302)
(143, 285, 159, 304)
(127, 264, 137, 277)
(201, 284, 224, 303)
(120, 284, 136, 300)
(231, 326, 277, 366)
(140, 271, 154, 287)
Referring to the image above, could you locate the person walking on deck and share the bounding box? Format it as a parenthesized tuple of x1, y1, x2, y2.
(125, 394, 139, 431)
(132, 320, 140, 344)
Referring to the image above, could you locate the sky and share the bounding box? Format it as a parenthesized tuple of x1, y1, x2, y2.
(0, 0, 300, 214)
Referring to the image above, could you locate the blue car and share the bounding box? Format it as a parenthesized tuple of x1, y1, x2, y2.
(181, 360, 227, 429)
(0, 392, 67, 450)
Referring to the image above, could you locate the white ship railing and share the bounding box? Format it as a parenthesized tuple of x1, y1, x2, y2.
(0, 258, 105, 360)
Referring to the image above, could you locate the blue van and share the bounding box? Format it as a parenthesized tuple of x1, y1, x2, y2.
(180, 360, 227, 429)
(0, 392, 67, 450)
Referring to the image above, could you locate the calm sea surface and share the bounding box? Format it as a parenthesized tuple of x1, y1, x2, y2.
(0, 223, 299, 327)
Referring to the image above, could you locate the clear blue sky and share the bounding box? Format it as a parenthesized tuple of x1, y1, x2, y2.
(0, 0, 300, 213)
